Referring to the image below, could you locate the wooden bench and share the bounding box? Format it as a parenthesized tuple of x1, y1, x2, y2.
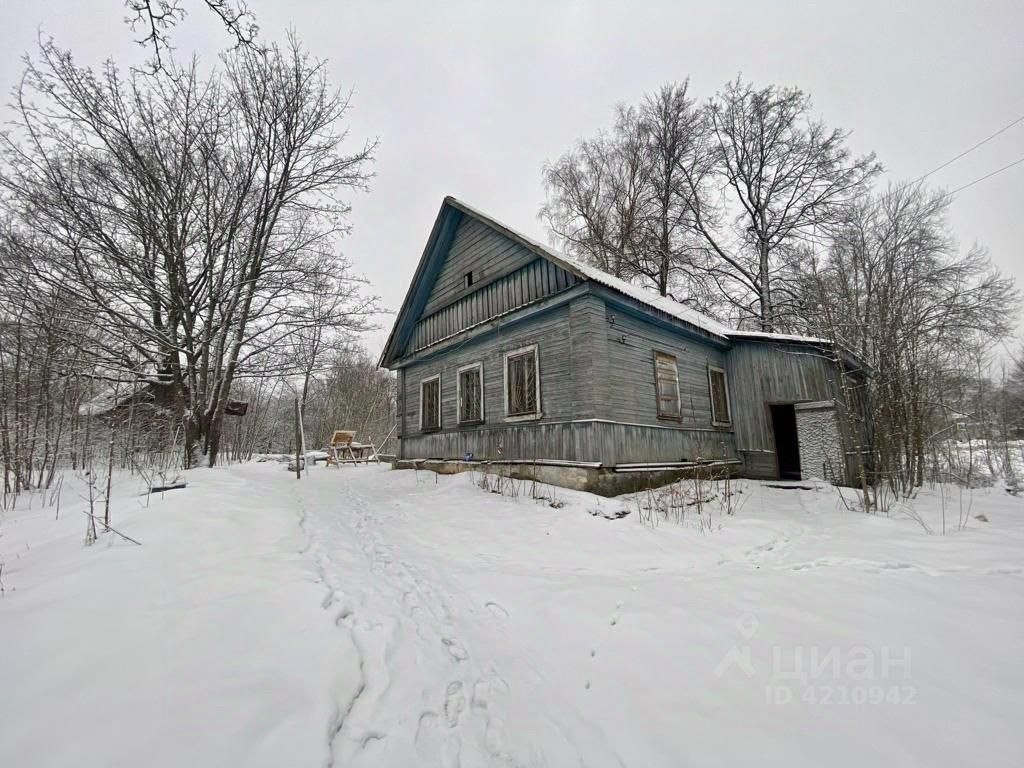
(325, 430, 378, 466)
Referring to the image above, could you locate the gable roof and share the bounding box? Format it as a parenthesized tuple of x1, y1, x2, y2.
(379, 196, 829, 367)
(440, 197, 736, 340)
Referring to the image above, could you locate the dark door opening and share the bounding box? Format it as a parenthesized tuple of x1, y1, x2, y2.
(770, 403, 802, 480)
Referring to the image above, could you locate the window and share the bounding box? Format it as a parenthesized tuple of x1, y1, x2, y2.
(419, 374, 441, 431)
(504, 344, 540, 419)
(464, 271, 474, 288)
(708, 365, 731, 425)
(457, 363, 484, 424)
(654, 352, 681, 419)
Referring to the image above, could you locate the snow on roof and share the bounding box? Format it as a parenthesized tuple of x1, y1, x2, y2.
(555, 252, 736, 339)
(727, 330, 831, 345)
(77, 375, 166, 416)
(78, 386, 138, 417)
(445, 196, 827, 346)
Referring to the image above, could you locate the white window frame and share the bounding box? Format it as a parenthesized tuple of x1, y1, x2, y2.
(419, 374, 441, 432)
(503, 343, 542, 422)
(707, 365, 732, 426)
(653, 351, 682, 420)
(456, 362, 485, 424)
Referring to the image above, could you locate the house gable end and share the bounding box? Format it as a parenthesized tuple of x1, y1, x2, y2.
(379, 204, 463, 369)
(380, 198, 579, 367)
(421, 214, 539, 317)
(383, 196, 835, 369)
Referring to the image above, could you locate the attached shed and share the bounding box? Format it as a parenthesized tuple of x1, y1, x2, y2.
(379, 197, 867, 494)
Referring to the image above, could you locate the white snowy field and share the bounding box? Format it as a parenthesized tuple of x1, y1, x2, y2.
(1, 464, 1022, 768)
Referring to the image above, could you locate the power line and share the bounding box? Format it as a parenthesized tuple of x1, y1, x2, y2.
(911, 113, 1024, 184)
(945, 155, 1024, 197)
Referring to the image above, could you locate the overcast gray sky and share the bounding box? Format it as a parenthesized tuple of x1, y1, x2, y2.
(3, 0, 1022, 355)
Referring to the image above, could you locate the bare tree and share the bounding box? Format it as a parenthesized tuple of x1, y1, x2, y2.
(805, 183, 1018, 496)
(542, 82, 719, 308)
(124, 0, 260, 71)
(0, 224, 99, 504)
(543, 76, 877, 325)
(221, 346, 395, 462)
(1, 35, 378, 468)
(541, 108, 647, 280)
(681, 77, 881, 331)
(634, 81, 715, 299)
(1001, 348, 1024, 440)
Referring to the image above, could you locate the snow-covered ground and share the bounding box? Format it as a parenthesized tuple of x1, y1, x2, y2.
(2, 464, 1022, 767)
(932, 438, 1024, 486)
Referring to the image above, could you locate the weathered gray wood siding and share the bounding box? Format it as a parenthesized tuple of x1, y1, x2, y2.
(395, 368, 405, 439)
(422, 216, 542, 316)
(399, 420, 735, 464)
(594, 421, 734, 465)
(568, 294, 609, 420)
(724, 340, 842, 478)
(604, 307, 729, 432)
(401, 305, 574, 443)
(398, 293, 736, 465)
(402, 421, 594, 463)
(409, 258, 576, 353)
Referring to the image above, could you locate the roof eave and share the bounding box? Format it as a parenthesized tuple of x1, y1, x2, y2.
(378, 202, 460, 369)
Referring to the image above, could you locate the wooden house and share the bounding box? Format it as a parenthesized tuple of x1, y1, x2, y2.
(379, 197, 867, 495)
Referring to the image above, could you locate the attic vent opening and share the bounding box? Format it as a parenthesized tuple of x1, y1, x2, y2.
(464, 271, 474, 288)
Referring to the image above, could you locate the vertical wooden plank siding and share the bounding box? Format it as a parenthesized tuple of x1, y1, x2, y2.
(402, 305, 575, 437)
(409, 259, 576, 354)
(397, 295, 739, 466)
(395, 293, 851, 473)
(398, 421, 736, 465)
(422, 217, 542, 316)
(395, 369, 405, 443)
(604, 308, 729, 432)
(724, 340, 842, 457)
(568, 295, 607, 420)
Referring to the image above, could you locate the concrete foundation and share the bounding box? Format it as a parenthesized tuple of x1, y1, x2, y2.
(392, 458, 741, 497)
